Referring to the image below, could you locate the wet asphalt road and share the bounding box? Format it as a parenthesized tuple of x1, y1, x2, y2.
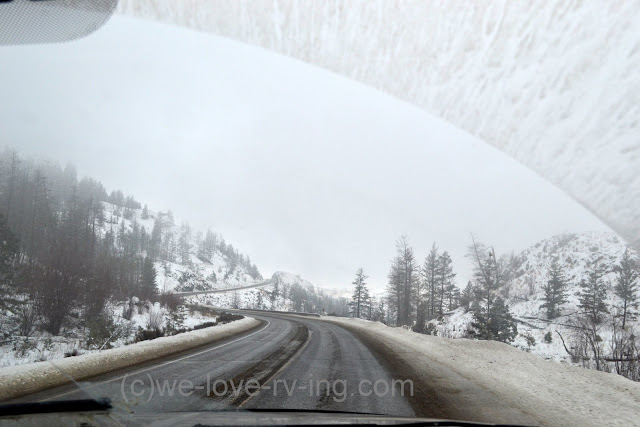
(14, 313, 414, 417)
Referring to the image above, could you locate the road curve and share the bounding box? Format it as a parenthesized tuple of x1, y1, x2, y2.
(11, 313, 414, 417)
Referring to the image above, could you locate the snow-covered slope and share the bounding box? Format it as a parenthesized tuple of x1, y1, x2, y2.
(100, 202, 261, 294)
(435, 231, 639, 367)
(0, 200, 262, 368)
(509, 232, 628, 314)
(192, 271, 350, 316)
(117, 0, 640, 249)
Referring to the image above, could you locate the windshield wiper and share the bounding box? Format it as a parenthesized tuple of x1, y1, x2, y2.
(0, 398, 111, 416)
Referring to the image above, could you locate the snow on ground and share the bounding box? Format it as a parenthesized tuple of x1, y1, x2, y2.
(326, 316, 640, 427)
(186, 271, 350, 316)
(0, 200, 264, 369)
(0, 317, 260, 402)
(433, 231, 640, 368)
(1, 301, 220, 369)
(100, 202, 260, 294)
(188, 272, 307, 312)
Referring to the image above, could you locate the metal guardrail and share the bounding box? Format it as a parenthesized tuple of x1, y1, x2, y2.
(172, 278, 276, 296)
(236, 308, 321, 318)
(198, 305, 322, 318)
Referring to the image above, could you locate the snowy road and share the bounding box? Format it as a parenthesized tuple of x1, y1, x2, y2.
(11, 314, 414, 417)
(8, 313, 640, 425)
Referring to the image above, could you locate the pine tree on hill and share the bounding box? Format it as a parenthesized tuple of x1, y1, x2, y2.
(460, 281, 473, 311)
(140, 256, 157, 301)
(467, 236, 517, 342)
(613, 248, 638, 329)
(540, 258, 569, 319)
(141, 203, 150, 219)
(578, 259, 609, 325)
(469, 296, 518, 343)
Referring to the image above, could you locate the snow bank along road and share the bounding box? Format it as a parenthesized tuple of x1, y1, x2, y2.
(0, 317, 261, 402)
(7, 313, 640, 426)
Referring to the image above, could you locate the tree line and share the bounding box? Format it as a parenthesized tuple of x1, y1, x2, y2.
(348, 233, 640, 381)
(0, 149, 260, 338)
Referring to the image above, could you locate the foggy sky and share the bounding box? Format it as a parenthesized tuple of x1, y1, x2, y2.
(0, 16, 611, 290)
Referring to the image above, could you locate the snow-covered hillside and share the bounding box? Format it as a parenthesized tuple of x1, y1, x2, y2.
(434, 232, 639, 370)
(192, 271, 350, 316)
(100, 202, 261, 295)
(0, 190, 262, 368)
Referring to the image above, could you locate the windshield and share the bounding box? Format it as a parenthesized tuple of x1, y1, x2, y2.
(1, 2, 639, 426)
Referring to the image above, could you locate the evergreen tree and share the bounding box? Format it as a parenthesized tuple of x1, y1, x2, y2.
(413, 300, 428, 333)
(467, 236, 517, 342)
(349, 268, 370, 319)
(397, 236, 419, 326)
(469, 296, 517, 343)
(269, 280, 280, 309)
(436, 251, 455, 316)
(178, 222, 192, 265)
(460, 281, 474, 311)
(578, 260, 609, 325)
(149, 217, 162, 261)
(0, 213, 19, 311)
(540, 258, 569, 319)
(371, 298, 386, 323)
(445, 283, 460, 311)
(140, 256, 157, 301)
(613, 248, 638, 329)
(141, 203, 150, 220)
(468, 237, 499, 319)
(421, 244, 439, 320)
(386, 256, 402, 325)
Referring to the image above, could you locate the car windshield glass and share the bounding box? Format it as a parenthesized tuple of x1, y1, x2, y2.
(1, 2, 639, 426)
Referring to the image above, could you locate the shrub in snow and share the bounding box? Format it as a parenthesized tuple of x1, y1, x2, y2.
(122, 301, 134, 320)
(544, 331, 553, 343)
(216, 312, 243, 325)
(146, 306, 164, 331)
(86, 314, 121, 350)
(523, 333, 536, 351)
(134, 327, 165, 343)
(193, 322, 216, 330)
(64, 349, 80, 358)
